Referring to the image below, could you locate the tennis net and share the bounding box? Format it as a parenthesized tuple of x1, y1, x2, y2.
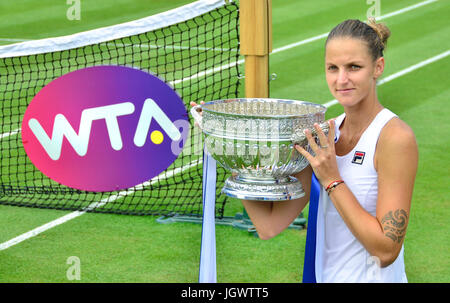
(0, 0, 241, 217)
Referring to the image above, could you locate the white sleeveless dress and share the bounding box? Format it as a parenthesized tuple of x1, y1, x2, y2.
(314, 108, 408, 283)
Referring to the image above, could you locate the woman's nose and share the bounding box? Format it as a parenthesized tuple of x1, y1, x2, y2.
(337, 70, 349, 84)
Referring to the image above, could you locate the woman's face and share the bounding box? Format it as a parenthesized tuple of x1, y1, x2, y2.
(325, 37, 384, 108)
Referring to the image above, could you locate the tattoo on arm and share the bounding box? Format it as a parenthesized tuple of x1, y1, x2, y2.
(380, 209, 408, 243)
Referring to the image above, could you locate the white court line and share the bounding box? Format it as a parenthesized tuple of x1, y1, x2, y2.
(0, 128, 20, 139)
(0, 157, 202, 251)
(377, 0, 437, 20)
(0, 38, 32, 42)
(272, 0, 438, 54)
(377, 50, 450, 84)
(109, 42, 238, 53)
(0, 0, 441, 250)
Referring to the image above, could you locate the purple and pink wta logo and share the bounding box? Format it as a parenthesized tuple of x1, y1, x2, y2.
(21, 66, 190, 192)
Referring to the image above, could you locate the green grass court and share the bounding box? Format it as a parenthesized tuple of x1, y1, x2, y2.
(0, 0, 449, 282)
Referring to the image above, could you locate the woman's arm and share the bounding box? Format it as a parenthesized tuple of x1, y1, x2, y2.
(242, 166, 312, 240)
(296, 119, 418, 267)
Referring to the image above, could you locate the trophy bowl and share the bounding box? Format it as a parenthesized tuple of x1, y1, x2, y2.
(191, 98, 328, 201)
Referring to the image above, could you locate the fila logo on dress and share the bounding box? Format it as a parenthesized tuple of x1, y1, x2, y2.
(352, 151, 366, 165)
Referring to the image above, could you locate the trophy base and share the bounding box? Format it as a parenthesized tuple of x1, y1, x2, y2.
(222, 175, 305, 201)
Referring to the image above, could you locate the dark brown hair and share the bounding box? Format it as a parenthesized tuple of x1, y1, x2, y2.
(325, 18, 391, 60)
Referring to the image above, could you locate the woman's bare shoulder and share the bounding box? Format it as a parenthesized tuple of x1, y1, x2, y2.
(376, 116, 418, 166)
(381, 117, 417, 146)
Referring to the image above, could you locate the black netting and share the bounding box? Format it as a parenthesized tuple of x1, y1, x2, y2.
(0, 1, 241, 218)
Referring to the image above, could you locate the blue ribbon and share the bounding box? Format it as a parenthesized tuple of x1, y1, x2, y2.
(198, 147, 217, 283)
(302, 173, 320, 283)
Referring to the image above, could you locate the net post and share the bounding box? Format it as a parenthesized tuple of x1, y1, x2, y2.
(236, 0, 273, 234)
(240, 0, 272, 97)
(237, 1, 305, 233)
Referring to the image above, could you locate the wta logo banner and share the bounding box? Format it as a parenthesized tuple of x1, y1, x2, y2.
(21, 65, 190, 192)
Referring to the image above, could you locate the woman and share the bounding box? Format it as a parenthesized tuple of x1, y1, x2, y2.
(192, 19, 418, 283)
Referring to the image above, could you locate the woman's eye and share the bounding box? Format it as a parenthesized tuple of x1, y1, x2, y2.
(351, 65, 361, 70)
(328, 65, 337, 71)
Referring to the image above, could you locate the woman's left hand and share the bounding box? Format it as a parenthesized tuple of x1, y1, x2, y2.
(294, 119, 342, 187)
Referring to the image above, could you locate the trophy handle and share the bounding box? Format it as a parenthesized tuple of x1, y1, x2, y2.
(190, 105, 203, 129)
(291, 121, 330, 145)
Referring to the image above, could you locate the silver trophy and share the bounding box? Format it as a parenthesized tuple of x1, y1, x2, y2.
(191, 98, 328, 201)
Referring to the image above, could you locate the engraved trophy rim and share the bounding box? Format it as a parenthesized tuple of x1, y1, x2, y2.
(199, 98, 327, 119)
